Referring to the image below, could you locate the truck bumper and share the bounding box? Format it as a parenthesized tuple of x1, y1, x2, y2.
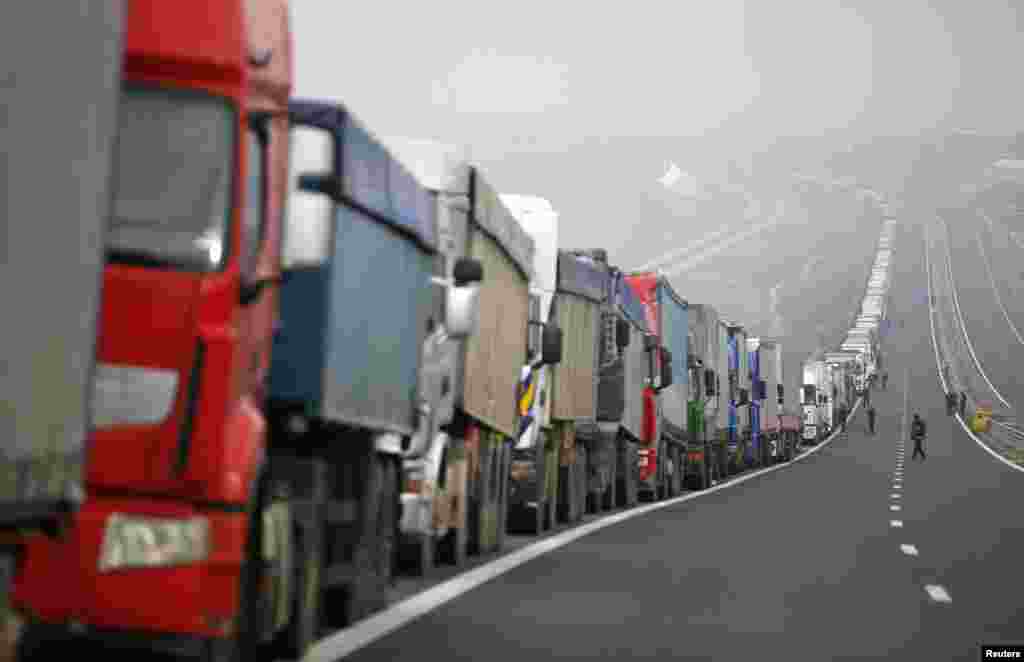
(12, 496, 247, 643)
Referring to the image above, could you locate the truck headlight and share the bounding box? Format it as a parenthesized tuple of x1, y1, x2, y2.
(98, 514, 210, 572)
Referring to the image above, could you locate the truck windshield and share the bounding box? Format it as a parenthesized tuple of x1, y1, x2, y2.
(107, 86, 235, 271)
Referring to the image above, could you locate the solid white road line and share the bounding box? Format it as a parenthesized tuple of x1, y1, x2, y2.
(306, 400, 865, 661)
(937, 215, 1010, 408)
(901, 544, 919, 556)
(925, 584, 952, 603)
(923, 219, 1024, 475)
(891, 520, 903, 527)
(975, 222, 1024, 347)
(890, 505, 901, 511)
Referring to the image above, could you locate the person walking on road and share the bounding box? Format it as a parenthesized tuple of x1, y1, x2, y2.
(837, 403, 848, 435)
(882, 372, 888, 390)
(959, 391, 967, 418)
(911, 413, 927, 460)
(867, 406, 876, 435)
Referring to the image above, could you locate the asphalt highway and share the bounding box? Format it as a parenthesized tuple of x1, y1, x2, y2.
(309, 217, 1024, 660)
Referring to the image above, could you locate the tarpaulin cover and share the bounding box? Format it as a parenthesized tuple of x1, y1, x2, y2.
(288, 99, 438, 254)
(597, 278, 649, 437)
(615, 273, 648, 330)
(550, 293, 600, 421)
(658, 279, 688, 431)
(557, 251, 608, 303)
(461, 230, 531, 437)
(271, 100, 437, 436)
(471, 170, 535, 280)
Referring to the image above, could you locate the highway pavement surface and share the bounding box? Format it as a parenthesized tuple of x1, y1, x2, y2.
(312, 216, 1024, 661)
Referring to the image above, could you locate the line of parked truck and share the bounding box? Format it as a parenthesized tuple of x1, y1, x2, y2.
(0, 2, 886, 661)
(802, 216, 897, 440)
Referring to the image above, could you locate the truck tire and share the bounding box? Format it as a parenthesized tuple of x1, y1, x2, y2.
(399, 533, 434, 578)
(436, 475, 467, 567)
(670, 447, 682, 497)
(576, 444, 588, 522)
(656, 443, 667, 501)
(203, 470, 277, 662)
(466, 436, 488, 557)
(345, 454, 398, 625)
(601, 457, 617, 512)
(495, 440, 510, 552)
(272, 463, 326, 660)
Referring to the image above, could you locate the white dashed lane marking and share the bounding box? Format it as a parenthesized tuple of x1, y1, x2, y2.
(925, 585, 952, 603)
(891, 493, 901, 499)
(890, 505, 901, 511)
(891, 520, 903, 527)
(901, 544, 919, 556)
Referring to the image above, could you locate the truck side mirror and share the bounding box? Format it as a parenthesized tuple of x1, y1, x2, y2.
(616, 318, 631, 349)
(777, 384, 784, 405)
(446, 284, 480, 340)
(453, 257, 484, 286)
(541, 324, 563, 366)
(297, 172, 340, 198)
(659, 347, 674, 390)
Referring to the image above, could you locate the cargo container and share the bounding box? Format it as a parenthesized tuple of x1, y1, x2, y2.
(0, 0, 123, 540)
(747, 337, 765, 467)
(550, 250, 604, 522)
(715, 320, 732, 477)
(605, 270, 649, 506)
(571, 251, 652, 514)
(687, 304, 721, 488)
(757, 339, 789, 462)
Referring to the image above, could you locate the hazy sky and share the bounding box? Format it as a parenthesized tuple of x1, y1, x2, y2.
(293, 1, 1023, 161)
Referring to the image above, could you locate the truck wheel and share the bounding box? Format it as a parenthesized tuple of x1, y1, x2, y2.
(656, 445, 667, 501)
(346, 454, 398, 624)
(272, 517, 324, 660)
(670, 447, 682, 497)
(202, 471, 277, 662)
(602, 460, 617, 512)
(576, 444, 588, 522)
(400, 533, 434, 578)
(495, 441, 510, 552)
(437, 504, 467, 567)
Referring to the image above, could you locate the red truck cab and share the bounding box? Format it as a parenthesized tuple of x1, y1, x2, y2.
(13, 2, 291, 659)
(623, 273, 668, 489)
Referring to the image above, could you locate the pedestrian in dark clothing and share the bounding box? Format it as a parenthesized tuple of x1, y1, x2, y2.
(867, 406, 876, 435)
(959, 392, 967, 418)
(911, 414, 926, 460)
(882, 372, 888, 390)
(946, 392, 957, 416)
